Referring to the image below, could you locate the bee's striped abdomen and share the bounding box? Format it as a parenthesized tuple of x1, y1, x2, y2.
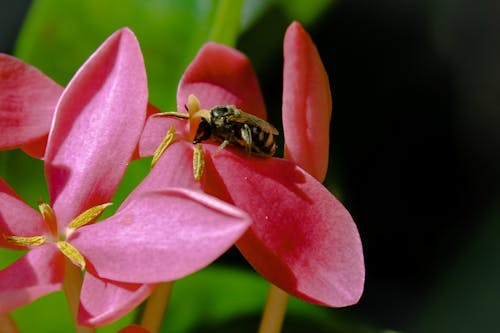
(250, 125, 276, 156)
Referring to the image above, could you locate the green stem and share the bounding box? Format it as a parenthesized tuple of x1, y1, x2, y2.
(139, 282, 174, 333)
(258, 284, 289, 333)
(210, 0, 243, 47)
(62, 260, 95, 333)
(0, 313, 20, 333)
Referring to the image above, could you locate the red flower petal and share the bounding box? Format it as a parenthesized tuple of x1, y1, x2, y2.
(123, 141, 201, 212)
(118, 325, 150, 333)
(0, 54, 63, 155)
(131, 103, 173, 159)
(0, 245, 64, 313)
(78, 272, 153, 326)
(0, 177, 46, 249)
(138, 112, 189, 158)
(203, 147, 364, 306)
(71, 188, 250, 283)
(282, 22, 332, 181)
(20, 135, 49, 159)
(44, 28, 148, 227)
(178, 43, 267, 119)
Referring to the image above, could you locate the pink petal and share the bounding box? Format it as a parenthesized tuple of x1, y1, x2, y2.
(44, 28, 148, 227)
(203, 147, 364, 306)
(71, 188, 250, 283)
(0, 54, 63, 154)
(0, 245, 65, 313)
(131, 103, 171, 159)
(138, 111, 189, 158)
(123, 141, 201, 211)
(282, 22, 332, 181)
(0, 177, 46, 249)
(78, 271, 153, 326)
(0, 176, 20, 198)
(178, 43, 267, 119)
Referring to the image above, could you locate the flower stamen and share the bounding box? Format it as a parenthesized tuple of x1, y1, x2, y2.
(193, 143, 205, 181)
(5, 235, 46, 247)
(57, 241, 86, 270)
(67, 203, 113, 230)
(151, 125, 177, 168)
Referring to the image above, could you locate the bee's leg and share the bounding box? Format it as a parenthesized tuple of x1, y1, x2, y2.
(214, 140, 230, 155)
(240, 124, 253, 154)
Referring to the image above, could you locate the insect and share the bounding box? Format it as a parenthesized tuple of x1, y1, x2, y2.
(193, 105, 279, 157)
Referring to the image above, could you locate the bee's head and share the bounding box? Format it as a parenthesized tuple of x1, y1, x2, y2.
(193, 114, 212, 143)
(211, 106, 230, 118)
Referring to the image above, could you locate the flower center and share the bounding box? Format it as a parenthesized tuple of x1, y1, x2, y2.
(4, 201, 112, 270)
(150, 94, 208, 181)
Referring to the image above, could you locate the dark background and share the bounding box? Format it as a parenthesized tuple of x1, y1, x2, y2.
(243, 1, 500, 331)
(2, 0, 500, 332)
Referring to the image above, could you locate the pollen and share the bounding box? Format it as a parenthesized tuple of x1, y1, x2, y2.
(151, 125, 177, 168)
(5, 235, 46, 247)
(57, 241, 86, 270)
(67, 202, 113, 230)
(193, 143, 205, 181)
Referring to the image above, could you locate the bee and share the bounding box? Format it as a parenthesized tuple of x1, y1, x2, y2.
(193, 105, 279, 157)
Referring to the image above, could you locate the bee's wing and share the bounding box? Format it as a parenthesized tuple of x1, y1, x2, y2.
(228, 111, 279, 135)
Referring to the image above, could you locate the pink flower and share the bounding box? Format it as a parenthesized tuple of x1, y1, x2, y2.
(139, 22, 364, 307)
(0, 53, 62, 158)
(0, 28, 250, 325)
(0, 54, 158, 159)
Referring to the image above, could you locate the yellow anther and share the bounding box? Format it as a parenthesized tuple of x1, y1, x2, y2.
(38, 200, 58, 236)
(57, 241, 86, 270)
(5, 235, 46, 247)
(68, 203, 113, 230)
(151, 125, 177, 169)
(193, 143, 205, 181)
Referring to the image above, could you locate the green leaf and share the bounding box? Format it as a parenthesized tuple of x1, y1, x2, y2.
(241, 0, 334, 32)
(160, 265, 377, 333)
(14, 0, 240, 111)
(210, 0, 243, 46)
(12, 291, 73, 333)
(0, 149, 47, 209)
(0, 248, 26, 270)
(278, 0, 334, 25)
(163, 266, 268, 332)
(10, 288, 136, 333)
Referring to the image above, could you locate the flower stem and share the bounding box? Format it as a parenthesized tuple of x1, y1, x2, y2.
(258, 284, 289, 333)
(62, 260, 95, 333)
(140, 282, 174, 333)
(0, 313, 20, 333)
(210, 0, 243, 47)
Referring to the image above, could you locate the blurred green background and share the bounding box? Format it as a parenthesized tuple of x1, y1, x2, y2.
(1, 0, 500, 332)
